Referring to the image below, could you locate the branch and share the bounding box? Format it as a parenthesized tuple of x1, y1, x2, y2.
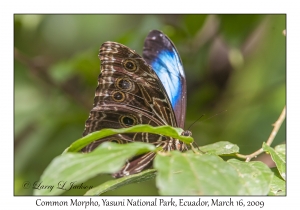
(236, 106, 286, 162)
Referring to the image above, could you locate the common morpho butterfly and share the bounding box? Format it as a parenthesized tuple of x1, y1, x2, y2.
(82, 30, 191, 178)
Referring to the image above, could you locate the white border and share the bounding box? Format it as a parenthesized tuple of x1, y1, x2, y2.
(2, 0, 297, 209)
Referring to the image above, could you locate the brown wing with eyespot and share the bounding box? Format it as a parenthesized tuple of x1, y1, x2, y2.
(82, 41, 187, 177)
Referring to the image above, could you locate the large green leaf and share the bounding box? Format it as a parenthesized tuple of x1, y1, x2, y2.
(34, 142, 155, 195)
(262, 143, 286, 180)
(227, 159, 273, 195)
(199, 141, 239, 155)
(154, 152, 244, 195)
(65, 125, 194, 153)
(268, 168, 286, 196)
(84, 169, 157, 195)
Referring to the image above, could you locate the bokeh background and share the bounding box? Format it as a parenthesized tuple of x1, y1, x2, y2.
(14, 14, 286, 195)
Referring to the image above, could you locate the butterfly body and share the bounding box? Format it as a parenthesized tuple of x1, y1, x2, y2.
(82, 30, 188, 177)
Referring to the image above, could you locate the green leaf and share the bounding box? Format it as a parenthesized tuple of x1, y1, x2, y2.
(34, 142, 155, 195)
(275, 144, 286, 155)
(268, 168, 286, 195)
(154, 152, 244, 195)
(65, 125, 194, 153)
(84, 169, 157, 195)
(269, 176, 286, 196)
(262, 143, 286, 180)
(227, 159, 273, 195)
(199, 141, 239, 155)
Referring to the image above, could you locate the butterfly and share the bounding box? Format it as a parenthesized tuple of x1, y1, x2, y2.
(82, 30, 190, 178)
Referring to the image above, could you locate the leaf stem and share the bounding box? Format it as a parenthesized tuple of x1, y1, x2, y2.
(235, 106, 286, 162)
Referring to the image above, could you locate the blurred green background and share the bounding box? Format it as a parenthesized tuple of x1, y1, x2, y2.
(14, 14, 286, 195)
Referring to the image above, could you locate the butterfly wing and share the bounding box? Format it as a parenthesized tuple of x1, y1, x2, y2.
(143, 30, 187, 129)
(82, 41, 184, 177)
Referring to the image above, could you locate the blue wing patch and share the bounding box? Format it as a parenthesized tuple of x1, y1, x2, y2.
(151, 49, 184, 108)
(143, 30, 187, 128)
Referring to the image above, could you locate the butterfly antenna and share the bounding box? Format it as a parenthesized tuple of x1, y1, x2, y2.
(187, 114, 205, 130)
(200, 110, 228, 123)
(186, 110, 227, 153)
(184, 115, 204, 153)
